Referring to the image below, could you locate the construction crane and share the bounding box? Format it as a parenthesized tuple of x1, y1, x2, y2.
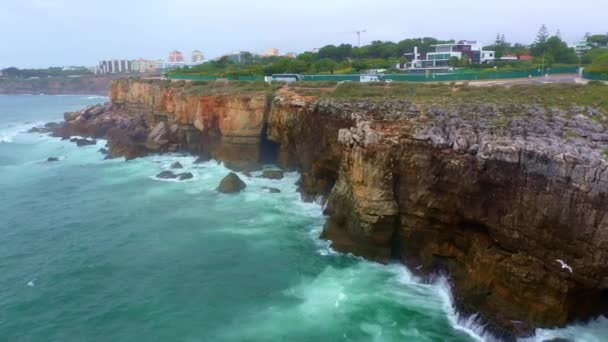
(354, 29, 367, 47)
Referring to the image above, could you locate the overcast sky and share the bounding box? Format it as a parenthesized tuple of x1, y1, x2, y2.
(1, 0, 606, 68)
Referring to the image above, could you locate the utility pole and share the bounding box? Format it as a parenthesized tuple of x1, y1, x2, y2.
(355, 29, 367, 47)
(541, 50, 545, 76)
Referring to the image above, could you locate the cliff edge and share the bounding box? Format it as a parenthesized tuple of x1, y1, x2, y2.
(50, 79, 608, 339)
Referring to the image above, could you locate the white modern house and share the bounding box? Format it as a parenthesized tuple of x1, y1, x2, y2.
(397, 40, 495, 71)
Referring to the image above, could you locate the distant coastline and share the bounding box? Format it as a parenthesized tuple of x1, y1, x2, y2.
(0, 75, 126, 96)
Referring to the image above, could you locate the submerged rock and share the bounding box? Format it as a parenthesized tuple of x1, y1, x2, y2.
(217, 172, 247, 193)
(177, 172, 193, 180)
(261, 169, 284, 180)
(170, 161, 183, 169)
(155, 170, 193, 181)
(156, 170, 177, 179)
(262, 186, 281, 193)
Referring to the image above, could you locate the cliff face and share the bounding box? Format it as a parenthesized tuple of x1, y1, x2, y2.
(55, 79, 608, 339)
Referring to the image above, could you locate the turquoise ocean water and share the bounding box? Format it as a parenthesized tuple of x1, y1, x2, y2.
(0, 95, 606, 342)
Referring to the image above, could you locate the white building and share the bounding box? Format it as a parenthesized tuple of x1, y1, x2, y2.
(96, 60, 135, 74)
(132, 59, 161, 73)
(192, 50, 205, 63)
(397, 41, 495, 71)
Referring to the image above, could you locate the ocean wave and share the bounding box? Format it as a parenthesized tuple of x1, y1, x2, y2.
(82, 96, 108, 100)
(0, 121, 45, 143)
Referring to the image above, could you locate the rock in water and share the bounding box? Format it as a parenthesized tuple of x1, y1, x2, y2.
(47, 157, 59, 162)
(178, 172, 194, 181)
(156, 171, 177, 179)
(70, 138, 97, 147)
(170, 161, 183, 169)
(261, 170, 284, 180)
(98, 148, 108, 154)
(262, 186, 281, 193)
(193, 151, 212, 164)
(217, 172, 247, 193)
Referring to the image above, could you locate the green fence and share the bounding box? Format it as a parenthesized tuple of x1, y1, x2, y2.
(167, 74, 264, 81)
(300, 74, 361, 82)
(583, 72, 608, 81)
(168, 67, 579, 83)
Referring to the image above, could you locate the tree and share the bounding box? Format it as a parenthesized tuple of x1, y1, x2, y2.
(448, 56, 460, 68)
(587, 34, 608, 47)
(535, 24, 550, 44)
(312, 58, 338, 73)
(484, 33, 511, 59)
(458, 56, 471, 67)
(531, 34, 577, 64)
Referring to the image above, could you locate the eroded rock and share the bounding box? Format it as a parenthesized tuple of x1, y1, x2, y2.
(217, 172, 247, 193)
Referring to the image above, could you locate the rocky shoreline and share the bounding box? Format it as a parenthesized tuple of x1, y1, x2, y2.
(37, 78, 608, 340)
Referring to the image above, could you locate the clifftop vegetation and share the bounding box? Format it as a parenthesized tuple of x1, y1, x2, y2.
(169, 26, 602, 77)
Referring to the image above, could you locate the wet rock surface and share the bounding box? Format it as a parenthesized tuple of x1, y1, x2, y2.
(217, 172, 247, 193)
(156, 171, 177, 179)
(178, 172, 193, 180)
(260, 169, 284, 180)
(155, 170, 194, 181)
(193, 151, 212, 164)
(70, 137, 96, 146)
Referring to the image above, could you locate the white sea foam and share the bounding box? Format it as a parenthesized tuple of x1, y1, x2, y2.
(520, 316, 608, 342)
(433, 276, 495, 341)
(0, 121, 45, 143)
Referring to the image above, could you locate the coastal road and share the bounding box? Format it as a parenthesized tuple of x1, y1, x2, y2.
(466, 74, 587, 87)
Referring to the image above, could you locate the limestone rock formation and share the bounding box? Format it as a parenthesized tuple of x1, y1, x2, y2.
(47, 78, 608, 339)
(217, 172, 247, 193)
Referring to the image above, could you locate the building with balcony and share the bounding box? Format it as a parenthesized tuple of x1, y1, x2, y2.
(96, 59, 134, 74)
(396, 40, 495, 71)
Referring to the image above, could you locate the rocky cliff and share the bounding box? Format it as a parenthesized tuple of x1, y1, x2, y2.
(50, 79, 608, 340)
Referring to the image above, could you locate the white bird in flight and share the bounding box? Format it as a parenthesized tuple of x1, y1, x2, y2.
(556, 259, 573, 274)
